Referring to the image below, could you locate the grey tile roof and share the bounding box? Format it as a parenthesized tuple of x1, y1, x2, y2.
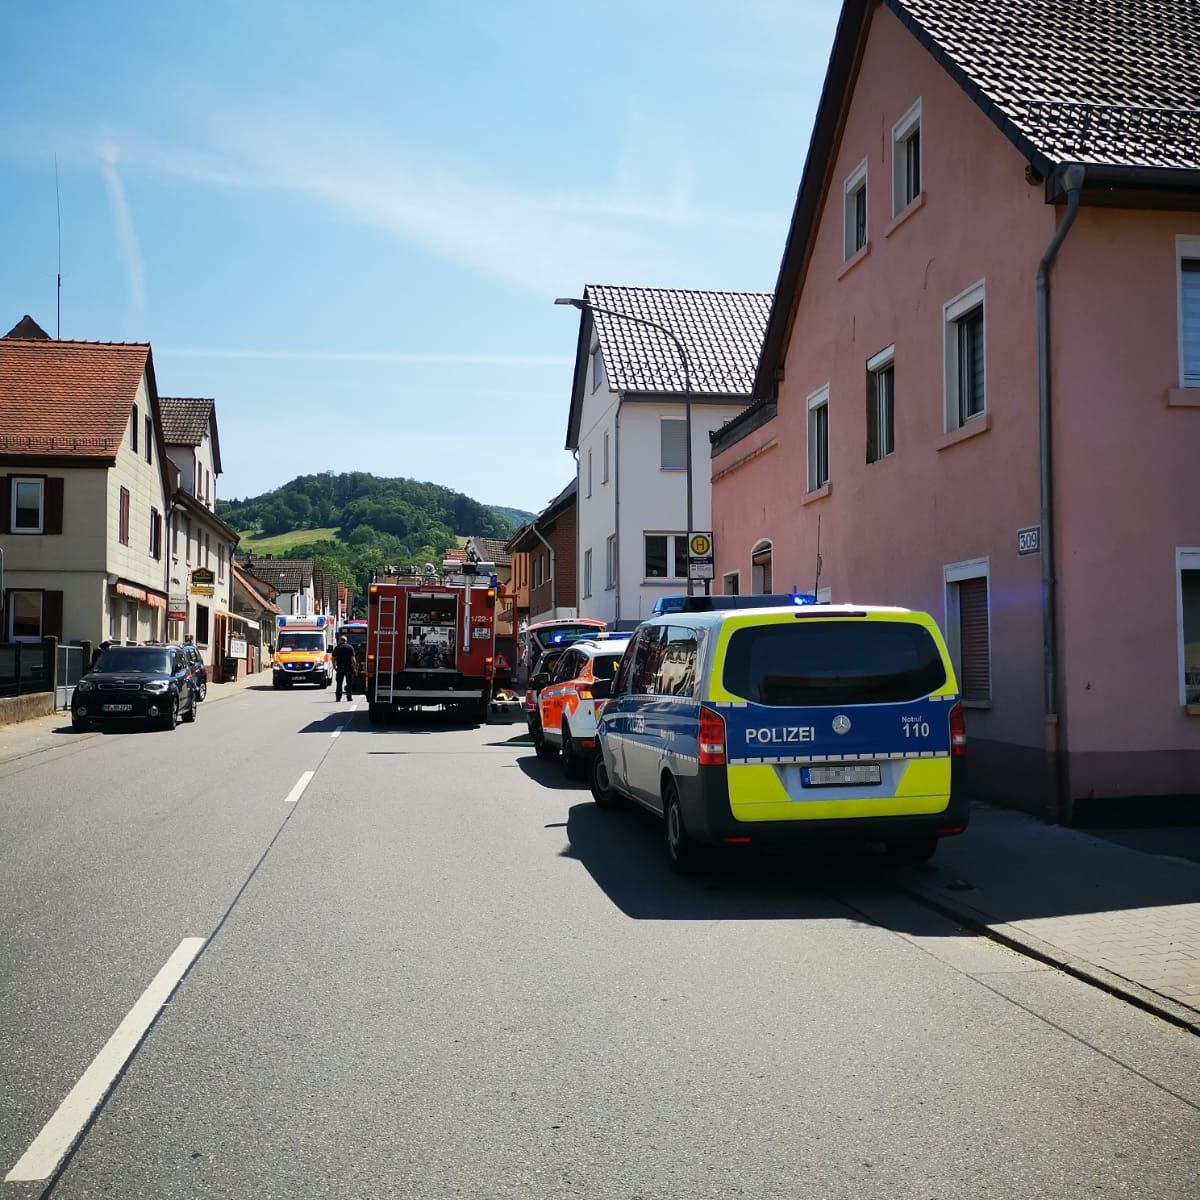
(890, 0, 1200, 169)
(585, 285, 773, 396)
(467, 536, 512, 567)
(242, 558, 313, 593)
(159, 397, 214, 445)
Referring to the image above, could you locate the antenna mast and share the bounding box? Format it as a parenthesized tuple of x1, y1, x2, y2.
(813, 514, 823, 596)
(55, 154, 62, 338)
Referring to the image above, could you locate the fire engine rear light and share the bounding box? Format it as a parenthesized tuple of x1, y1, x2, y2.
(949, 702, 966, 757)
(698, 706, 726, 766)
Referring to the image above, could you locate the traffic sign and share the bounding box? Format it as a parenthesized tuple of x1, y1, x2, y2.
(688, 531, 714, 580)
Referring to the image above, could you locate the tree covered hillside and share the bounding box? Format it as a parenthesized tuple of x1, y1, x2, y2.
(217, 473, 532, 603)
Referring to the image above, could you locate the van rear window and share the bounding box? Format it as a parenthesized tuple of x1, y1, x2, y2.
(722, 620, 946, 706)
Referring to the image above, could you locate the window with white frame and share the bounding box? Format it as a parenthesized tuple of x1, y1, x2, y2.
(1180, 238, 1200, 388)
(892, 100, 922, 216)
(945, 558, 991, 701)
(587, 449, 593, 498)
(843, 159, 868, 259)
(660, 419, 687, 470)
(644, 532, 688, 579)
(8, 590, 42, 641)
(583, 548, 592, 598)
(606, 534, 616, 588)
(866, 345, 895, 462)
(591, 345, 603, 392)
(10, 477, 44, 533)
(944, 281, 986, 429)
(807, 386, 830, 490)
(1177, 549, 1200, 705)
(602, 430, 610, 482)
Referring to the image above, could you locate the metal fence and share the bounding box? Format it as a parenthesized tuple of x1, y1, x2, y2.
(56, 644, 85, 709)
(0, 642, 55, 699)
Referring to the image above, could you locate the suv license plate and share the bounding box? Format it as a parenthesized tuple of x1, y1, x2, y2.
(102, 704, 134, 713)
(804, 764, 881, 786)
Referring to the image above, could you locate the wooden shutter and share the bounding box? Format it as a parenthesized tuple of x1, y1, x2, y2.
(42, 590, 64, 641)
(45, 478, 64, 534)
(0, 475, 8, 532)
(958, 577, 991, 700)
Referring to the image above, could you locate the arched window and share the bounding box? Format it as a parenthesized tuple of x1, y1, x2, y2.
(751, 540, 773, 593)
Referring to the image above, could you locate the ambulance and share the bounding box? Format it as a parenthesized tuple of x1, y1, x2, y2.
(272, 614, 334, 688)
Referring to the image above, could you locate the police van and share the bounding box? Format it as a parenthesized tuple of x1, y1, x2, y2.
(589, 603, 968, 871)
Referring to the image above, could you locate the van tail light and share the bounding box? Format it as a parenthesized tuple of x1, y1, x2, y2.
(949, 702, 966, 757)
(574, 683, 593, 701)
(698, 706, 727, 767)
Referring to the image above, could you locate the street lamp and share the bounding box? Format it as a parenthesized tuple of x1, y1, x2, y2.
(555, 296, 696, 594)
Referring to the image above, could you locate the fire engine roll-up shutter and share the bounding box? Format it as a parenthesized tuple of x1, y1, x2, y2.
(958, 576, 990, 701)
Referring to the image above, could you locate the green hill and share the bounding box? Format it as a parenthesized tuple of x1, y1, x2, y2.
(219, 473, 533, 610)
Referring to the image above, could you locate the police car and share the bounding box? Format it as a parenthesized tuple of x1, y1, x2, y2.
(589, 603, 968, 871)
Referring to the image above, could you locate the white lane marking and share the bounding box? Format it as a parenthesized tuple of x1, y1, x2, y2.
(6, 937, 207, 1183)
(283, 771, 315, 804)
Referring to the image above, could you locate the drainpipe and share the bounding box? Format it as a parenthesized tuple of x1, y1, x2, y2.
(613, 402, 621, 627)
(1036, 162, 1085, 820)
(531, 522, 556, 618)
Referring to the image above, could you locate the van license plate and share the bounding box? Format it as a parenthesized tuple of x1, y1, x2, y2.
(804, 764, 881, 786)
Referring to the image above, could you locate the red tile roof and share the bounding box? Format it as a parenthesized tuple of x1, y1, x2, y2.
(0, 337, 152, 459)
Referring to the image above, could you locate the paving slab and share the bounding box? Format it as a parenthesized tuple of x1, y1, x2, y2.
(897, 803, 1200, 1033)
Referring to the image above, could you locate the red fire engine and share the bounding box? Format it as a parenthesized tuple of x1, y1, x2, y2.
(365, 560, 497, 725)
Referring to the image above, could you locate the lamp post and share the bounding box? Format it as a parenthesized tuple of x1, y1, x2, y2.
(555, 296, 696, 593)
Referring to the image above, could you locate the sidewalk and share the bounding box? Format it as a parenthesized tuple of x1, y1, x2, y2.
(897, 804, 1200, 1033)
(2, 699, 1197, 1031)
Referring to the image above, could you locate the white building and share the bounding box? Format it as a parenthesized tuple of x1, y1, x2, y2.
(562, 285, 773, 629)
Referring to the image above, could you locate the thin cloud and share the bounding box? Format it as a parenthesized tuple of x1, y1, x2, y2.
(155, 347, 571, 365)
(96, 139, 146, 325)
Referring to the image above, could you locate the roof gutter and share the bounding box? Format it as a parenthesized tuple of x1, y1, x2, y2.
(1036, 162, 1085, 819)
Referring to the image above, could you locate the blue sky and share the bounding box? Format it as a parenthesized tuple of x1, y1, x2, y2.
(2, 0, 840, 516)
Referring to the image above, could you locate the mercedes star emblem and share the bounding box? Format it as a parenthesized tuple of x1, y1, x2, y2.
(832, 715, 852, 735)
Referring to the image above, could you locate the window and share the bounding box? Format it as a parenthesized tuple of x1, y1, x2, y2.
(945, 559, 991, 701)
(606, 534, 617, 589)
(722, 571, 740, 596)
(171, 512, 179, 555)
(751, 541, 773, 594)
(184, 518, 192, 564)
(130, 406, 138, 454)
(602, 430, 610, 482)
(583, 548, 592, 598)
(657, 626, 699, 697)
(587, 449, 593, 498)
(866, 345, 895, 462)
(119, 487, 130, 546)
(660, 419, 687, 470)
(204, 531, 210, 567)
(591, 346, 603, 392)
(219, 542, 226, 582)
(644, 533, 688, 579)
(196, 604, 210, 646)
(144, 416, 153, 463)
(843, 159, 868, 259)
(1177, 549, 1200, 705)
(892, 100, 922, 215)
(10, 477, 44, 533)
(150, 507, 162, 559)
(807, 386, 830, 490)
(945, 281, 986, 428)
(1180, 239, 1200, 388)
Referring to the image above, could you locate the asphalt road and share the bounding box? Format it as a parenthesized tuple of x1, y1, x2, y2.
(1, 684, 1197, 1198)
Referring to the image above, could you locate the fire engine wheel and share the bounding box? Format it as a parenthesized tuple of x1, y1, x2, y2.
(561, 726, 585, 780)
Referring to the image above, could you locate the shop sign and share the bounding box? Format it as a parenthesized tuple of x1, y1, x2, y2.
(190, 567, 216, 597)
(229, 637, 248, 658)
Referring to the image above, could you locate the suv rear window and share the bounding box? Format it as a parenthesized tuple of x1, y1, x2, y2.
(722, 619, 946, 706)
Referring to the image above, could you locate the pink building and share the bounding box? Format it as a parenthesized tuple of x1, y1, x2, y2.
(711, 0, 1200, 820)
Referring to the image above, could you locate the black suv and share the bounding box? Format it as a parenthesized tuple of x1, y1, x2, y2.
(179, 642, 208, 701)
(71, 645, 199, 731)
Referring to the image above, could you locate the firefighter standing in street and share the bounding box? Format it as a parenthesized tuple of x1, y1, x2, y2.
(332, 635, 358, 701)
